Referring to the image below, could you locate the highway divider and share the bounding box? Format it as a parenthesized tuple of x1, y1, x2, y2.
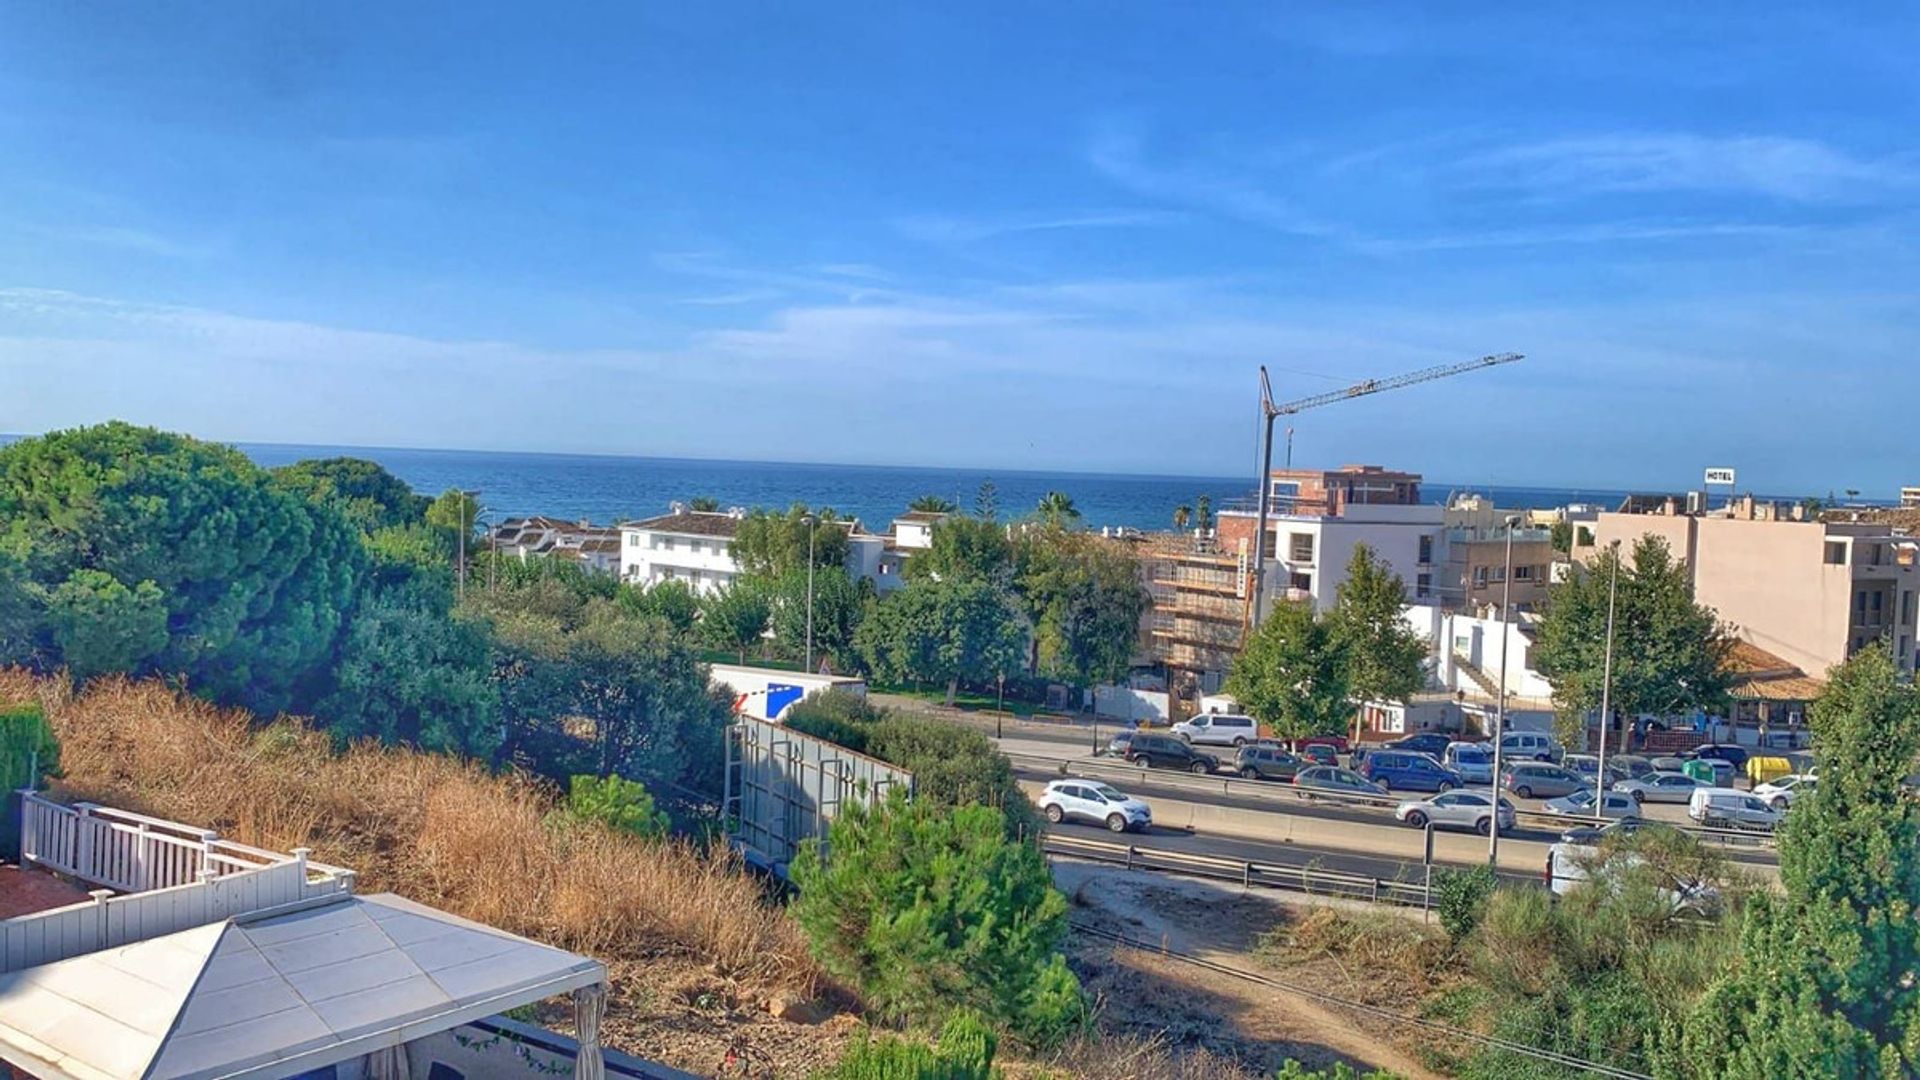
(1042, 831, 1443, 908)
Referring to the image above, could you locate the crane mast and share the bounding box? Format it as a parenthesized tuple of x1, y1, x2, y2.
(1247, 352, 1524, 626)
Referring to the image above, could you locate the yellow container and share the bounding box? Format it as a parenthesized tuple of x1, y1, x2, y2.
(1746, 755, 1794, 785)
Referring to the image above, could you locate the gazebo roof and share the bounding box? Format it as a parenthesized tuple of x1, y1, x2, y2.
(0, 893, 604, 1080)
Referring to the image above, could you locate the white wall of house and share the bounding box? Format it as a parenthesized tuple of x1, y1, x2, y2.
(894, 519, 937, 550)
(1256, 505, 1445, 617)
(1404, 603, 1555, 700)
(619, 529, 740, 596)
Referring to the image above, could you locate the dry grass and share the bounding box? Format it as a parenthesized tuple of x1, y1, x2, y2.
(0, 671, 819, 996)
(1257, 906, 1453, 1001)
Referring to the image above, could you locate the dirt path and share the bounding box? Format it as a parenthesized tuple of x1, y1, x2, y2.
(1056, 862, 1444, 1080)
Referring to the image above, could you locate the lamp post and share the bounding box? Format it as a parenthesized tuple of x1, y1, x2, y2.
(801, 514, 818, 673)
(996, 673, 1006, 739)
(1594, 539, 1622, 815)
(1487, 514, 1521, 866)
(455, 489, 482, 604)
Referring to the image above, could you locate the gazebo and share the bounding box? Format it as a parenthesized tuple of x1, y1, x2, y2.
(0, 892, 609, 1080)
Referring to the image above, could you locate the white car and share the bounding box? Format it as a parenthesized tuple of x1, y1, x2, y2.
(1612, 771, 1706, 804)
(1038, 779, 1152, 833)
(1170, 713, 1259, 747)
(1442, 742, 1495, 784)
(1542, 789, 1640, 820)
(1394, 790, 1515, 836)
(1752, 774, 1817, 811)
(1688, 787, 1782, 831)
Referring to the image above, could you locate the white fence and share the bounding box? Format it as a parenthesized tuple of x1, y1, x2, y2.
(4, 794, 355, 972)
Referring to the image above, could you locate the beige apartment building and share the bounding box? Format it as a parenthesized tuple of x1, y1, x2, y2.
(1580, 496, 1920, 681)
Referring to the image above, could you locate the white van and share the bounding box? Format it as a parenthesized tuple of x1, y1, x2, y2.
(1499, 731, 1562, 762)
(1687, 787, 1781, 831)
(1171, 713, 1259, 747)
(1545, 841, 1720, 913)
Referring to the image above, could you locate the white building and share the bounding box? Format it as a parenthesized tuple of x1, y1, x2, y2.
(619, 506, 905, 596)
(891, 510, 947, 550)
(490, 516, 624, 574)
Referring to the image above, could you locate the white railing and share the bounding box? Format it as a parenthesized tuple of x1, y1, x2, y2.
(5, 794, 356, 972)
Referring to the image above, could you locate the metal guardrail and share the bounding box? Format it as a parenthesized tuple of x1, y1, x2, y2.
(1042, 832, 1444, 908)
(1011, 751, 1780, 851)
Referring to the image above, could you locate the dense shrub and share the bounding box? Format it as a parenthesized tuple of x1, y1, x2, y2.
(791, 793, 1081, 1044)
(1434, 865, 1497, 943)
(0, 702, 57, 791)
(812, 1011, 998, 1080)
(567, 774, 669, 839)
(1274, 1062, 1400, 1080)
(783, 690, 887, 754)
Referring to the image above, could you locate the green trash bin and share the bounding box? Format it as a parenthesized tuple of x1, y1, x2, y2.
(1683, 759, 1715, 784)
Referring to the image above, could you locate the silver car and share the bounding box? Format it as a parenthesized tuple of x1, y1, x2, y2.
(1613, 771, 1706, 805)
(1394, 790, 1516, 835)
(1501, 762, 1586, 800)
(1543, 788, 1641, 820)
(1294, 765, 1388, 801)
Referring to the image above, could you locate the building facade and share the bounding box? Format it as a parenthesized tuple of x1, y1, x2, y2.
(1135, 533, 1249, 699)
(1442, 523, 1557, 615)
(490, 516, 624, 574)
(618, 505, 904, 596)
(1582, 496, 1920, 678)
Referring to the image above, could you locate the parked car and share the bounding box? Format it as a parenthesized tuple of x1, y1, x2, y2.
(1501, 762, 1586, 799)
(1038, 780, 1152, 833)
(1359, 749, 1464, 793)
(1101, 732, 1135, 758)
(1171, 713, 1259, 747)
(1384, 732, 1455, 758)
(1688, 787, 1782, 831)
(1648, 755, 1689, 773)
(1691, 743, 1751, 771)
(1122, 733, 1219, 774)
(1297, 743, 1338, 766)
(1612, 771, 1706, 804)
(1294, 765, 1387, 800)
(1292, 734, 1352, 754)
(1542, 788, 1641, 820)
(1758, 729, 1812, 751)
(1606, 754, 1656, 780)
(1562, 754, 1628, 788)
(1498, 731, 1563, 762)
(1233, 745, 1305, 782)
(1443, 742, 1494, 784)
(1395, 790, 1516, 835)
(1752, 773, 1817, 810)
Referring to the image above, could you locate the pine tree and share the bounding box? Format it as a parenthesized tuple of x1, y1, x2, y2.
(1666, 645, 1920, 1078)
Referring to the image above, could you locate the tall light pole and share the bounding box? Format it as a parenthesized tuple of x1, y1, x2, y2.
(1594, 539, 1622, 814)
(1487, 514, 1521, 866)
(802, 514, 818, 673)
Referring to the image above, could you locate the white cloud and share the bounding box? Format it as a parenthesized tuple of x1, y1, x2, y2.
(893, 209, 1188, 244)
(1455, 134, 1915, 203)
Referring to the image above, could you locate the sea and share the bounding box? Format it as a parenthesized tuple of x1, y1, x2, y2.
(1, 435, 1861, 532)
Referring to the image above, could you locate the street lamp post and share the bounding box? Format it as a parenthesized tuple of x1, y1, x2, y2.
(455, 489, 482, 604)
(802, 514, 818, 673)
(1594, 539, 1622, 814)
(1488, 514, 1521, 866)
(996, 673, 1006, 740)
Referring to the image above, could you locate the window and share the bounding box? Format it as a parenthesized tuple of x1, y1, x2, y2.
(1262, 530, 1278, 560)
(1473, 566, 1488, 587)
(1290, 571, 1312, 592)
(626, 533, 639, 547)
(1270, 480, 1300, 503)
(1418, 535, 1434, 563)
(1514, 565, 1536, 582)
(1825, 541, 1847, 565)
(1904, 590, 1915, 625)
(1289, 533, 1315, 563)
(1416, 572, 1432, 599)
(1491, 566, 1506, 583)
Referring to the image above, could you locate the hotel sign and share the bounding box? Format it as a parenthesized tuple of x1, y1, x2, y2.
(1703, 467, 1736, 486)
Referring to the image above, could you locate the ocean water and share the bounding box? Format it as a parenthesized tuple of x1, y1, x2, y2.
(1, 434, 1854, 532)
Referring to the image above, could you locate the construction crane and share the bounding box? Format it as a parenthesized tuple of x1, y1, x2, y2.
(1248, 352, 1524, 623)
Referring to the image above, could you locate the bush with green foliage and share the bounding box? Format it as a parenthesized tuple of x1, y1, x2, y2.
(791, 793, 1081, 1045)
(566, 774, 669, 839)
(782, 690, 887, 754)
(812, 1011, 999, 1080)
(1274, 1062, 1399, 1080)
(1434, 865, 1497, 943)
(0, 703, 57, 792)
(1667, 644, 1920, 1078)
(855, 577, 1027, 705)
(1223, 600, 1351, 743)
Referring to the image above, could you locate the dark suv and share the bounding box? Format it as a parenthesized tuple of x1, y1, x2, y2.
(1385, 733, 1455, 758)
(1124, 733, 1218, 774)
(1233, 745, 1304, 782)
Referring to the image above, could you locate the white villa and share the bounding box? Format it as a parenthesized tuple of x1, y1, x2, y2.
(618, 504, 906, 596)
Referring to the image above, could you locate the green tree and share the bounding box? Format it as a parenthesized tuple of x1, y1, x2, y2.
(0, 423, 363, 714)
(1172, 505, 1192, 531)
(687, 495, 721, 512)
(974, 480, 998, 521)
(0, 703, 59, 795)
(698, 579, 771, 662)
(910, 494, 958, 514)
(273, 457, 428, 533)
(791, 793, 1081, 1044)
(772, 566, 868, 672)
(566, 773, 669, 839)
(1668, 645, 1920, 1078)
(1328, 544, 1426, 744)
(1274, 1063, 1398, 1080)
(856, 578, 1027, 706)
(43, 570, 170, 680)
(1533, 536, 1735, 740)
(1194, 494, 1212, 532)
(1033, 491, 1080, 527)
(906, 516, 1014, 586)
(1224, 601, 1351, 744)
(731, 503, 852, 579)
(622, 578, 699, 634)
(0, 553, 41, 667)
(782, 689, 887, 754)
(1549, 520, 1573, 554)
(425, 487, 481, 536)
(317, 582, 499, 757)
(1014, 529, 1149, 689)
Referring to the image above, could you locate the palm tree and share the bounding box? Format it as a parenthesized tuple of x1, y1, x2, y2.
(688, 496, 720, 512)
(1195, 494, 1212, 532)
(909, 494, 957, 514)
(1036, 491, 1080, 526)
(1173, 505, 1192, 530)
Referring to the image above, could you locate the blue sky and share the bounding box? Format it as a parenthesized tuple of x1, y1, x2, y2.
(1, 3, 1915, 493)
